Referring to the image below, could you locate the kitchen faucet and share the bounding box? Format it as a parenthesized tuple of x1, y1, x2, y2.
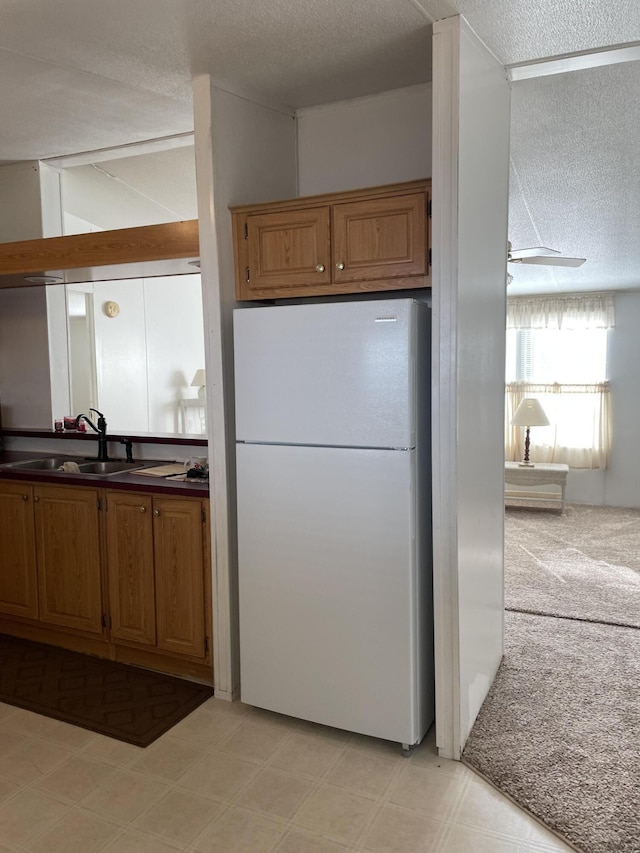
(76, 408, 109, 461)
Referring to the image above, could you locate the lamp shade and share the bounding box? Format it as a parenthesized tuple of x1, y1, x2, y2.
(511, 397, 550, 427)
(191, 369, 206, 388)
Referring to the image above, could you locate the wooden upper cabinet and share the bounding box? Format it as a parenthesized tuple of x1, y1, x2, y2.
(0, 482, 38, 620)
(34, 484, 103, 635)
(246, 207, 331, 295)
(232, 179, 431, 301)
(332, 192, 426, 284)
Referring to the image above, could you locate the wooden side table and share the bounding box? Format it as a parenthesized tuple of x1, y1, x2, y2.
(504, 462, 569, 513)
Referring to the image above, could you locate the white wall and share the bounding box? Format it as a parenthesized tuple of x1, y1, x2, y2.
(0, 162, 64, 430)
(0, 161, 62, 241)
(565, 290, 640, 508)
(605, 291, 640, 506)
(193, 77, 298, 699)
(46, 286, 72, 421)
(62, 150, 197, 231)
(76, 275, 205, 434)
(297, 84, 432, 196)
(92, 279, 149, 432)
(0, 288, 53, 427)
(144, 275, 205, 433)
(432, 17, 511, 759)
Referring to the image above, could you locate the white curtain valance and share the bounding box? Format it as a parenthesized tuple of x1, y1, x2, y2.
(507, 293, 615, 330)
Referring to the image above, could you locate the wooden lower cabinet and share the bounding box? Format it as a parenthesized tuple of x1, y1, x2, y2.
(0, 482, 38, 620)
(105, 492, 156, 646)
(0, 478, 212, 683)
(105, 491, 210, 665)
(34, 484, 103, 635)
(153, 497, 206, 659)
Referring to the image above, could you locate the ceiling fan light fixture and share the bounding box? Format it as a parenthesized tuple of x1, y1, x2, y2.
(507, 241, 586, 268)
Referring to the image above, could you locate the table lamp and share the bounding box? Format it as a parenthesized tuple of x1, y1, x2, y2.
(511, 397, 549, 467)
(191, 369, 206, 401)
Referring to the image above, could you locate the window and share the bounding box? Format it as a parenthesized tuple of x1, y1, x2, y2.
(505, 295, 613, 470)
(506, 329, 607, 384)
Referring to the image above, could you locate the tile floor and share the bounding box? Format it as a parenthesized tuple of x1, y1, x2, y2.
(0, 698, 575, 853)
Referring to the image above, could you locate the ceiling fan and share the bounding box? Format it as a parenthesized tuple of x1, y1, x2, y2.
(507, 241, 586, 268)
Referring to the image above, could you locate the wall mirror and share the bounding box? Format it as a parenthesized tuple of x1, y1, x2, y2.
(67, 275, 205, 435)
(61, 142, 206, 436)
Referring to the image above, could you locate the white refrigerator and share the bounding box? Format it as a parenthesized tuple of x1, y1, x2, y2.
(234, 298, 433, 748)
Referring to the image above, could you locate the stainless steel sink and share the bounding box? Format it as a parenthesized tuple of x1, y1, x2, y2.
(3, 457, 144, 476)
(4, 457, 81, 471)
(77, 461, 144, 476)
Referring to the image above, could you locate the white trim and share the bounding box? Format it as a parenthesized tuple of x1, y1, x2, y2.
(211, 688, 238, 703)
(44, 133, 195, 169)
(192, 74, 232, 697)
(508, 41, 640, 81)
(431, 15, 461, 762)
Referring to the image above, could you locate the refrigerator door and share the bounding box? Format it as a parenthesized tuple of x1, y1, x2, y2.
(234, 299, 415, 449)
(237, 442, 422, 744)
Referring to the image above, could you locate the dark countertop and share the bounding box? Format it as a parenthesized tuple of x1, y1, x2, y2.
(0, 451, 210, 498)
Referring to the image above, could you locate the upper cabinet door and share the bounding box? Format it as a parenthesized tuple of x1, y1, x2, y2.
(245, 206, 331, 296)
(332, 192, 426, 284)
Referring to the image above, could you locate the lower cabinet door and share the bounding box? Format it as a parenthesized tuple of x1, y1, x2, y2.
(34, 484, 103, 635)
(106, 491, 156, 646)
(0, 483, 38, 620)
(153, 498, 205, 658)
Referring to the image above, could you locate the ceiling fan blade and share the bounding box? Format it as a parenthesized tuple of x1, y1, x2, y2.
(518, 255, 586, 267)
(509, 246, 561, 259)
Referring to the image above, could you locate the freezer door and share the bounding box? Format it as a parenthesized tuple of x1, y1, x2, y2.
(234, 299, 416, 448)
(237, 442, 426, 745)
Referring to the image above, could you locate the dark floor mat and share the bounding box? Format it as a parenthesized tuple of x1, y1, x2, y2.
(0, 633, 213, 747)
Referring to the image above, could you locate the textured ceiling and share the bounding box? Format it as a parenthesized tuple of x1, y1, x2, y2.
(0, 0, 638, 294)
(426, 0, 640, 65)
(63, 147, 198, 230)
(507, 61, 640, 295)
(0, 0, 432, 162)
(0, 49, 193, 163)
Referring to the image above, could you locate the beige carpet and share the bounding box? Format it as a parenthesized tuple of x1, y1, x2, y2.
(463, 612, 640, 853)
(463, 504, 640, 853)
(505, 504, 640, 629)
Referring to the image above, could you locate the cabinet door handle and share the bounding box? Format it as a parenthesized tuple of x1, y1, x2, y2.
(139, 506, 146, 513)
(336, 262, 345, 270)
(153, 509, 160, 516)
(315, 264, 325, 273)
(34, 496, 40, 502)
(22, 494, 29, 501)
